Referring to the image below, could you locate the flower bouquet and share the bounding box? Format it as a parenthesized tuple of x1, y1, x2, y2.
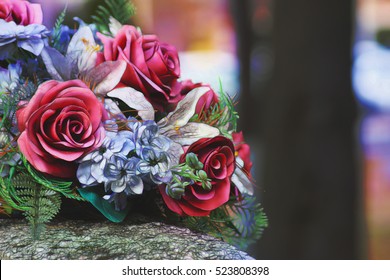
(0, 0, 267, 249)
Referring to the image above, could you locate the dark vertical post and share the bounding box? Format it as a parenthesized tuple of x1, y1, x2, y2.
(229, 0, 254, 133)
(257, 0, 358, 259)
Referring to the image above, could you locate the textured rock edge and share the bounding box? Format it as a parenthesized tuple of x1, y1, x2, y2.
(0, 218, 254, 260)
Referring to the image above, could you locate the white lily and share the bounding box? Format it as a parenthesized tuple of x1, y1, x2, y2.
(66, 26, 99, 74)
(41, 26, 99, 81)
(157, 87, 220, 145)
(231, 156, 254, 195)
(42, 25, 129, 96)
(83, 60, 127, 95)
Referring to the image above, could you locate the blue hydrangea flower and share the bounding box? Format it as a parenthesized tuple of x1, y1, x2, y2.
(137, 148, 172, 184)
(127, 118, 171, 155)
(77, 130, 135, 186)
(0, 19, 49, 60)
(102, 155, 143, 211)
(126, 118, 173, 184)
(78, 117, 175, 210)
(0, 62, 21, 92)
(104, 155, 143, 195)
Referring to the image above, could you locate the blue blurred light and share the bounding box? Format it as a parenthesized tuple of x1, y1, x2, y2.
(353, 41, 390, 111)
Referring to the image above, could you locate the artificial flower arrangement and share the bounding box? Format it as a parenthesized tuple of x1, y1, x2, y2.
(0, 0, 267, 249)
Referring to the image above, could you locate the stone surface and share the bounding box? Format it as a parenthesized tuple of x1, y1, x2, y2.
(0, 218, 253, 260)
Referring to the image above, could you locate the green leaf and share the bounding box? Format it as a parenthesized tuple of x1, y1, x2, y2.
(78, 187, 129, 223)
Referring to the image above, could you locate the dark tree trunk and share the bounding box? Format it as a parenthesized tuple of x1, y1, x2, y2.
(256, 0, 359, 259)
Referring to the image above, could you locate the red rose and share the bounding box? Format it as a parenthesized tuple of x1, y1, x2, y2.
(232, 131, 252, 174)
(0, 0, 42, 25)
(17, 80, 105, 178)
(159, 136, 235, 216)
(97, 25, 181, 112)
(177, 80, 219, 114)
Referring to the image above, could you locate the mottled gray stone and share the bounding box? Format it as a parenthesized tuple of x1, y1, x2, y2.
(0, 218, 253, 260)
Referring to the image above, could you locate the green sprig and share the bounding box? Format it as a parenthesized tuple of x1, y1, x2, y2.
(51, 5, 67, 52)
(92, 0, 136, 35)
(216, 80, 239, 135)
(166, 153, 212, 199)
(189, 81, 239, 137)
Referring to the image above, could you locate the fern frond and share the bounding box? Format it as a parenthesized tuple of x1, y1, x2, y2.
(11, 173, 61, 239)
(0, 174, 29, 211)
(51, 6, 67, 52)
(227, 196, 268, 248)
(21, 156, 84, 201)
(92, 0, 136, 34)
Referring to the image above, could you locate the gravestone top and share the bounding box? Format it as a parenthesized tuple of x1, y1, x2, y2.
(0, 217, 253, 260)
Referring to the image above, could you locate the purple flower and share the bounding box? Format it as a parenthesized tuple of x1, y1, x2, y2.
(0, 62, 21, 91)
(0, 19, 49, 59)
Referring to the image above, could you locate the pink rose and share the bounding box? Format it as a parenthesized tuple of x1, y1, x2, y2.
(0, 0, 42, 25)
(97, 25, 181, 112)
(159, 136, 235, 216)
(177, 80, 219, 114)
(17, 80, 105, 178)
(232, 131, 253, 175)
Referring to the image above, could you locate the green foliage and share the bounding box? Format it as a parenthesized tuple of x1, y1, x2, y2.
(21, 156, 84, 201)
(78, 187, 129, 222)
(0, 173, 29, 212)
(92, 0, 136, 35)
(216, 81, 239, 135)
(228, 196, 268, 249)
(0, 80, 38, 133)
(51, 6, 67, 53)
(0, 155, 83, 240)
(182, 196, 268, 250)
(190, 81, 239, 138)
(1, 173, 61, 240)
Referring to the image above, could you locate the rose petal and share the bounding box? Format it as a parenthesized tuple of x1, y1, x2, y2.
(188, 185, 215, 201)
(37, 134, 84, 161)
(179, 201, 210, 216)
(18, 132, 76, 177)
(187, 179, 231, 211)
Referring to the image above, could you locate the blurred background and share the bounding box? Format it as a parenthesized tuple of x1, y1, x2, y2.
(31, 0, 390, 259)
